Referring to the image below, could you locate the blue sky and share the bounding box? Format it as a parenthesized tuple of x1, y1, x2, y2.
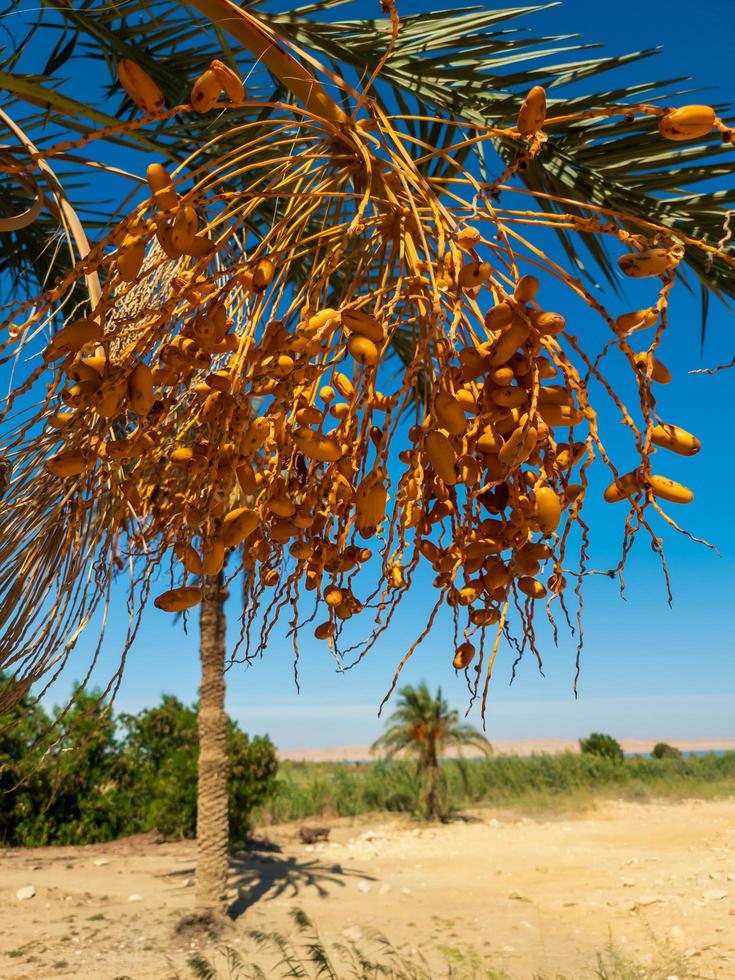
(17, 0, 735, 747)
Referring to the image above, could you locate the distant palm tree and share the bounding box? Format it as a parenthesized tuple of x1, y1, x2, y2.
(371, 683, 491, 820)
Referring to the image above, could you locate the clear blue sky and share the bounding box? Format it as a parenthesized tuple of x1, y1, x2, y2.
(29, 0, 735, 746)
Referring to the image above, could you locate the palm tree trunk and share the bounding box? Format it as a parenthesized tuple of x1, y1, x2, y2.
(196, 572, 229, 912)
(426, 741, 441, 820)
(427, 763, 440, 820)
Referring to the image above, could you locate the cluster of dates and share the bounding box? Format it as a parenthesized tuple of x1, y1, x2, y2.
(5, 54, 712, 688)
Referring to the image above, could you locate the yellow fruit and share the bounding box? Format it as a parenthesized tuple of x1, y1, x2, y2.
(455, 387, 479, 414)
(531, 311, 565, 336)
(484, 302, 513, 331)
(659, 105, 715, 141)
(434, 391, 466, 435)
(293, 429, 342, 463)
(178, 545, 203, 576)
(459, 346, 490, 380)
(116, 237, 146, 282)
(48, 411, 73, 429)
(469, 608, 500, 626)
(341, 309, 384, 343)
(156, 225, 183, 260)
(239, 417, 270, 455)
(146, 163, 178, 211)
(74, 355, 106, 379)
(182, 234, 214, 258)
(211, 59, 244, 103)
(456, 454, 480, 486)
(453, 641, 476, 669)
(222, 507, 258, 547)
(191, 69, 221, 113)
(355, 479, 388, 531)
(202, 537, 225, 575)
(324, 585, 343, 607)
(615, 308, 658, 334)
(651, 423, 700, 457)
(252, 258, 275, 291)
(481, 558, 510, 590)
(517, 86, 546, 136)
(649, 474, 693, 505)
(154, 586, 203, 613)
(332, 372, 354, 399)
(62, 380, 100, 407)
(499, 424, 537, 468)
(538, 385, 573, 407)
(492, 386, 527, 409)
(306, 308, 338, 334)
(95, 376, 128, 419)
(489, 317, 530, 367)
(348, 334, 379, 366)
(171, 206, 198, 250)
(270, 520, 298, 543)
(634, 351, 672, 384)
(618, 248, 677, 279)
(44, 450, 93, 477)
(537, 404, 583, 427)
(268, 494, 296, 518)
(45, 318, 102, 361)
(425, 430, 457, 485)
(128, 363, 154, 416)
(455, 226, 481, 251)
(533, 486, 561, 533)
(603, 471, 641, 503)
(458, 260, 492, 289)
(476, 426, 500, 453)
(514, 274, 540, 303)
(117, 59, 165, 115)
(518, 576, 547, 599)
(204, 371, 230, 393)
(105, 437, 144, 461)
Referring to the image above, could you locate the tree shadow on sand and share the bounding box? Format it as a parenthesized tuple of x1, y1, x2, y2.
(227, 849, 372, 919)
(158, 845, 374, 920)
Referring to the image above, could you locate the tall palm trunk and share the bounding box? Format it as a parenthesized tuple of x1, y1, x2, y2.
(196, 572, 229, 912)
(426, 739, 441, 820)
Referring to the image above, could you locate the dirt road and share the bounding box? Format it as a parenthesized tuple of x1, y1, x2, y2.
(1, 798, 734, 978)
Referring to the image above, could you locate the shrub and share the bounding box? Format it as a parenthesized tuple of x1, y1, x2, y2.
(0, 686, 278, 848)
(579, 732, 624, 762)
(652, 742, 683, 760)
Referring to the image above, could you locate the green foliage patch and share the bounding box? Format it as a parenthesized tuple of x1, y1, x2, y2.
(0, 680, 277, 848)
(261, 749, 735, 824)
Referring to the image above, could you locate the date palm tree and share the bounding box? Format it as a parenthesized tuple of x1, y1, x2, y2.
(1, 0, 733, 916)
(372, 682, 491, 820)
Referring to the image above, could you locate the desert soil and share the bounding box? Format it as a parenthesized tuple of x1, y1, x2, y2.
(1, 798, 734, 979)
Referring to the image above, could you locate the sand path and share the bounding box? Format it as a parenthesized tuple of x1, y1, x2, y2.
(1, 797, 734, 978)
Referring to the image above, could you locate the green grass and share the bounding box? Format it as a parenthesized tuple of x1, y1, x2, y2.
(256, 751, 735, 824)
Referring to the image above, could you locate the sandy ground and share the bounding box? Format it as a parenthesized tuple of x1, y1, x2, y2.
(1, 798, 734, 979)
(279, 737, 735, 762)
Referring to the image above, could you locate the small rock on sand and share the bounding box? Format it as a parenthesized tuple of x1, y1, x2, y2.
(357, 880, 371, 894)
(94, 858, 110, 867)
(632, 895, 660, 907)
(702, 889, 727, 901)
(128, 894, 143, 902)
(16, 885, 35, 900)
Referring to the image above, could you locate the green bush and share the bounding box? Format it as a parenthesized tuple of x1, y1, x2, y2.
(579, 732, 624, 762)
(652, 742, 683, 760)
(0, 680, 277, 848)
